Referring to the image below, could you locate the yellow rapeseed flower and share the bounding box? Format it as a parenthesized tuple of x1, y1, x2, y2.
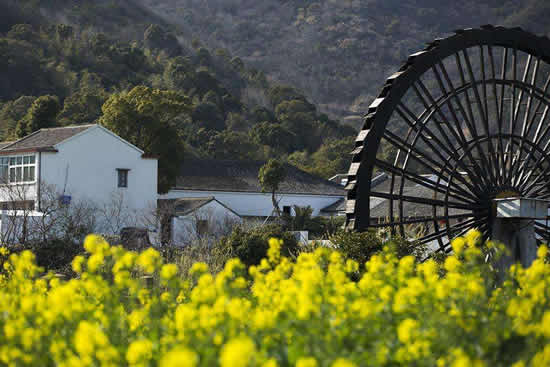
(451, 237, 466, 254)
(296, 357, 318, 367)
(464, 229, 481, 247)
(444, 256, 461, 273)
(126, 339, 153, 365)
(159, 348, 198, 367)
(537, 245, 548, 259)
(331, 358, 357, 367)
(137, 248, 161, 274)
(161, 264, 179, 281)
(397, 318, 419, 344)
(219, 337, 256, 367)
(268, 238, 283, 264)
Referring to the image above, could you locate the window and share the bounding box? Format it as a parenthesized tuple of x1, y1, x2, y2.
(0, 200, 34, 210)
(196, 220, 208, 235)
(117, 169, 129, 188)
(0, 155, 35, 184)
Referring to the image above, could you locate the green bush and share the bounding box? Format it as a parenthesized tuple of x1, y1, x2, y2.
(385, 235, 428, 260)
(330, 231, 429, 267)
(217, 224, 300, 266)
(11, 239, 85, 277)
(329, 230, 383, 266)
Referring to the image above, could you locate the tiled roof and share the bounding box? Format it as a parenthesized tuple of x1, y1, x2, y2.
(158, 196, 241, 217)
(0, 125, 95, 153)
(173, 160, 346, 196)
(0, 141, 15, 150)
(158, 197, 215, 216)
(321, 198, 346, 213)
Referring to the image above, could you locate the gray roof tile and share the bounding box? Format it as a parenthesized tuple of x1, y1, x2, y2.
(321, 198, 346, 213)
(0, 125, 95, 152)
(0, 141, 15, 150)
(158, 197, 215, 216)
(174, 160, 346, 196)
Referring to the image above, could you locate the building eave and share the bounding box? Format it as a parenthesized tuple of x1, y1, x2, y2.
(0, 147, 58, 155)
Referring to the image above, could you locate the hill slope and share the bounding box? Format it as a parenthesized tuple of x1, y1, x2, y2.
(137, 0, 550, 125)
(0, 0, 356, 180)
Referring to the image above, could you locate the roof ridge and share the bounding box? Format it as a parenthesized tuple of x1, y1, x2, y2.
(39, 123, 97, 131)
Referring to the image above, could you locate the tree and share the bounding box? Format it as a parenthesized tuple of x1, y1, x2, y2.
(144, 24, 181, 56)
(268, 85, 301, 108)
(7, 24, 34, 41)
(258, 159, 286, 217)
(250, 122, 296, 153)
(207, 130, 263, 160)
(191, 102, 224, 131)
(274, 99, 316, 118)
(193, 68, 221, 97)
(99, 86, 190, 193)
(309, 137, 355, 178)
(163, 57, 194, 91)
(0, 96, 36, 139)
(58, 90, 107, 125)
(250, 106, 276, 124)
(16, 95, 60, 138)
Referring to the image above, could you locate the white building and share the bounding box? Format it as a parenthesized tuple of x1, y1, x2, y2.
(0, 124, 158, 235)
(160, 159, 346, 219)
(158, 196, 242, 245)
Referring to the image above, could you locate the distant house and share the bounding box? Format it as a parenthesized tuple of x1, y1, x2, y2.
(158, 196, 242, 245)
(0, 124, 158, 234)
(160, 160, 345, 220)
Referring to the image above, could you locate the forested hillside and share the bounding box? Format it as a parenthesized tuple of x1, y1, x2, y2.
(137, 0, 550, 126)
(2, 0, 549, 187)
(0, 0, 356, 187)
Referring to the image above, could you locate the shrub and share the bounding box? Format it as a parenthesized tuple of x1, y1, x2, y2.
(329, 229, 383, 266)
(8, 239, 85, 278)
(330, 231, 428, 267)
(159, 238, 230, 276)
(216, 224, 299, 266)
(384, 235, 428, 260)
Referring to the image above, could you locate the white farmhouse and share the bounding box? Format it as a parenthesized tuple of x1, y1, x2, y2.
(160, 159, 345, 219)
(158, 196, 242, 245)
(0, 124, 158, 233)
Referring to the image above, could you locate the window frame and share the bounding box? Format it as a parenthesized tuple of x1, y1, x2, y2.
(0, 154, 36, 184)
(117, 168, 129, 188)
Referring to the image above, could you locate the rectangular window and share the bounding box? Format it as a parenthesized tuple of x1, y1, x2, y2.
(117, 169, 129, 188)
(0, 158, 9, 183)
(196, 220, 208, 235)
(3, 155, 36, 184)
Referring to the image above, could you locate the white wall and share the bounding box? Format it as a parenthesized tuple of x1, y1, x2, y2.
(160, 189, 344, 217)
(40, 126, 158, 232)
(171, 200, 242, 245)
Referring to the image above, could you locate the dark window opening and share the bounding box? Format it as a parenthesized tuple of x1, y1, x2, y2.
(196, 219, 208, 235)
(117, 169, 129, 188)
(0, 200, 35, 210)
